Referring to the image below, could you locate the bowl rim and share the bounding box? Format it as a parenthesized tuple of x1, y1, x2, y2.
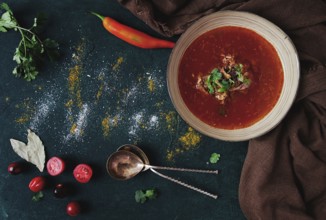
(167, 10, 300, 141)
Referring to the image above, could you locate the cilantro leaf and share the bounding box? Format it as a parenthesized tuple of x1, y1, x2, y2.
(32, 191, 44, 202)
(205, 76, 215, 94)
(144, 189, 157, 200)
(135, 190, 147, 204)
(234, 63, 243, 73)
(237, 72, 244, 82)
(217, 79, 230, 92)
(209, 153, 220, 164)
(135, 189, 157, 203)
(210, 68, 222, 82)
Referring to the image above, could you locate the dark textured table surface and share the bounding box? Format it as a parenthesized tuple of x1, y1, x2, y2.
(0, 0, 248, 219)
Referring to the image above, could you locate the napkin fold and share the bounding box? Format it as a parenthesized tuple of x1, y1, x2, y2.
(117, 0, 326, 219)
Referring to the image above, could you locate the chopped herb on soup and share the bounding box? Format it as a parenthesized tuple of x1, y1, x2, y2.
(196, 54, 251, 104)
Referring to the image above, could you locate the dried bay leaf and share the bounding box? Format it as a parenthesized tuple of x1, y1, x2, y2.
(10, 129, 45, 172)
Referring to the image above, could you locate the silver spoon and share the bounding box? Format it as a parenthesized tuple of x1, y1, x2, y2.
(106, 144, 218, 199)
(116, 144, 219, 174)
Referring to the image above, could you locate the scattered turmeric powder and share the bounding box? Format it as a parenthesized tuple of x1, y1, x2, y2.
(166, 127, 202, 161)
(178, 127, 201, 149)
(64, 40, 88, 141)
(68, 65, 83, 108)
(95, 73, 109, 103)
(148, 79, 155, 92)
(70, 123, 77, 134)
(112, 56, 124, 71)
(15, 98, 35, 124)
(164, 111, 178, 132)
(101, 116, 110, 138)
(72, 38, 86, 63)
(15, 114, 31, 124)
(65, 99, 73, 108)
(96, 84, 104, 101)
(166, 150, 174, 161)
(101, 114, 121, 138)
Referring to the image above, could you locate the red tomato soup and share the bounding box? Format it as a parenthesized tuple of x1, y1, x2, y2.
(178, 26, 284, 129)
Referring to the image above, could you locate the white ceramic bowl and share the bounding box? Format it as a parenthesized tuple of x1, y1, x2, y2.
(167, 11, 300, 141)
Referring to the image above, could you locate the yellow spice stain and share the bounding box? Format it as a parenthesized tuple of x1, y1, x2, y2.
(96, 84, 104, 101)
(166, 150, 174, 161)
(64, 39, 88, 139)
(72, 39, 86, 62)
(66, 39, 86, 111)
(65, 99, 74, 108)
(178, 127, 201, 149)
(148, 79, 155, 92)
(101, 115, 121, 138)
(112, 57, 124, 71)
(101, 116, 110, 138)
(96, 73, 105, 101)
(70, 123, 77, 134)
(15, 98, 35, 124)
(15, 114, 31, 124)
(68, 65, 83, 108)
(140, 123, 147, 129)
(164, 111, 177, 131)
(166, 127, 202, 162)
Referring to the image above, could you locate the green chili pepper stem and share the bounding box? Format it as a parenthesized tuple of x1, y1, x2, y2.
(90, 11, 105, 21)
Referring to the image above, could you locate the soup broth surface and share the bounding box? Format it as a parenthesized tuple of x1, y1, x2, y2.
(178, 26, 284, 129)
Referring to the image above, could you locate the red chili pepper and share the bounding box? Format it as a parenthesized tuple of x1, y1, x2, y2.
(91, 12, 175, 49)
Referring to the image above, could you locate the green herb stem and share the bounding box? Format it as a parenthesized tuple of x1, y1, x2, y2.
(17, 28, 27, 56)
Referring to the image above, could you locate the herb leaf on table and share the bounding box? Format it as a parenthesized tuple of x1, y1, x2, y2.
(32, 191, 44, 202)
(135, 189, 157, 203)
(209, 153, 221, 164)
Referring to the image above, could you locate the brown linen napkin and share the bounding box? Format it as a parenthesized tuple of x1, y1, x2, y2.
(117, 0, 326, 219)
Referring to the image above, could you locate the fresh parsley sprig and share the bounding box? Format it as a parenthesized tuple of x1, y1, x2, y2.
(0, 3, 59, 81)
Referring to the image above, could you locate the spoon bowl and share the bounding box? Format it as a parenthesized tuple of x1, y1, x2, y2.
(106, 150, 145, 180)
(117, 144, 150, 166)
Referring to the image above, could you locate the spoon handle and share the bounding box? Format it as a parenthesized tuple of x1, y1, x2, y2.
(150, 168, 218, 199)
(148, 165, 219, 174)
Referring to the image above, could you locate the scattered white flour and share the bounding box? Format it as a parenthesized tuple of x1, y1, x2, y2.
(64, 103, 90, 142)
(146, 70, 164, 89)
(128, 111, 160, 140)
(128, 111, 144, 136)
(16, 38, 167, 146)
(29, 92, 57, 131)
(110, 114, 122, 125)
(123, 85, 139, 105)
(149, 115, 159, 128)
